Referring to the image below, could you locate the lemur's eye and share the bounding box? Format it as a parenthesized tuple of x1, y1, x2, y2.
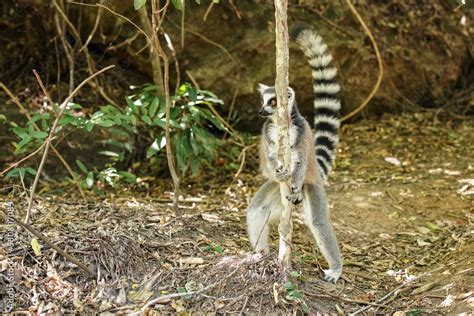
(270, 98, 277, 107)
(288, 92, 292, 99)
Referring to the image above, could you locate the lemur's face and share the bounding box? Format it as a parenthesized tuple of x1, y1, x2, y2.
(257, 84, 295, 117)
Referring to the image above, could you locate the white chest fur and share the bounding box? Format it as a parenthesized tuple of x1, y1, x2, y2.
(266, 123, 299, 148)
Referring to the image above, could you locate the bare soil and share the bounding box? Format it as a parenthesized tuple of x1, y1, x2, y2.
(1, 112, 472, 314)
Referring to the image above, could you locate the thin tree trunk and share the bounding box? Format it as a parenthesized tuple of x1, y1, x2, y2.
(150, 0, 180, 213)
(274, 0, 293, 272)
(138, 4, 164, 95)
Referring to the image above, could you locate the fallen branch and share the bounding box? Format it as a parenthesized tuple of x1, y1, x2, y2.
(1, 209, 96, 278)
(25, 65, 115, 223)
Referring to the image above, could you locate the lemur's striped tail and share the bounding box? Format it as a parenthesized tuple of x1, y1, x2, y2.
(291, 25, 341, 179)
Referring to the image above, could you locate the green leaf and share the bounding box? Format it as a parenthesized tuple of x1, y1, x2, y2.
(117, 171, 137, 183)
(97, 119, 115, 127)
(25, 167, 37, 175)
(171, 0, 184, 11)
(290, 271, 301, 278)
(86, 171, 94, 188)
(76, 160, 88, 174)
(214, 244, 223, 253)
(59, 114, 75, 126)
(134, 0, 146, 10)
(66, 103, 83, 110)
(5, 168, 20, 178)
(149, 97, 159, 118)
(284, 282, 295, 290)
(31, 238, 42, 256)
(18, 168, 26, 180)
(190, 158, 200, 175)
(13, 127, 28, 139)
(99, 151, 120, 158)
(30, 113, 49, 123)
(126, 96, 138, 114)
(199, 108, 226, 131)
(16, 135, 32, 150)
(31, 131, 48, 139)
(130, 114, 137, 126)
(141, 115, 152, 124)
(85, 121, 94, 132)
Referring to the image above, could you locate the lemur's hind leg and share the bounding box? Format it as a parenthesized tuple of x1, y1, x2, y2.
(247, 181, 283, 252)
(303, 183, 342, 283)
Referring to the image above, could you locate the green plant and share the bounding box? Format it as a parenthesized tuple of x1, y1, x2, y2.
(284, 281, 309, 312)
(127, 83, 227, 176)
(5, 83, 230, 189)
(203, 243, 224, 254)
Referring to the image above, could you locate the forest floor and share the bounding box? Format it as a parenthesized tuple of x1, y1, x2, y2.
(1, 112, 473, 314)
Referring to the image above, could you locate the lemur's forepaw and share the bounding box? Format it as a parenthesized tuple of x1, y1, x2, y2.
(322, 268, 342, 284)
(275, 166, 290, 181)
(286, 186, 303, 204)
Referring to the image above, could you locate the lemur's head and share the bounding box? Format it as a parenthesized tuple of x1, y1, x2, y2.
(257, 83, 295, 118)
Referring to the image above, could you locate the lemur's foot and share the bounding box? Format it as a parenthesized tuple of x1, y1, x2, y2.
(286, 186, 303, 204)
(275, 166, 290, 181)
(322, 267, 342, 283)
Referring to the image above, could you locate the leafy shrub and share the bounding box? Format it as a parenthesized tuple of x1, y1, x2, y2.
(5, 83, 229, 188)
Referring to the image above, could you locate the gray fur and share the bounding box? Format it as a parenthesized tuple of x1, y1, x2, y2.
(246, 26, 343, 283)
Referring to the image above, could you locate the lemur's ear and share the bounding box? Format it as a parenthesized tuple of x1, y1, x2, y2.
(257, 83, 269, 95)
(287, 87, 295, 102)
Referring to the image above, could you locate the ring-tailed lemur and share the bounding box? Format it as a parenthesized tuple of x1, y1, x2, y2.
(247, 25, 342, 283)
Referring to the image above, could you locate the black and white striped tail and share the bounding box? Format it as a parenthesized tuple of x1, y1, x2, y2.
(292, 26, 341, 179)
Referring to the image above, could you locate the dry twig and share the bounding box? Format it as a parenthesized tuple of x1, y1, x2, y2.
(0, 82, 86, 201)
(32, 70, 87, 201)
(1, 209, 96, 278)
(341, 0, 384, 122)
(25, 65, 115, 223)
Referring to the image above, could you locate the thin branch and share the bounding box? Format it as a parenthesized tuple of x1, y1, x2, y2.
(0, 143, 45, 177)
(55, 0, 117, 106)
(341, 0, 384, 122)
(25, 65, 115, 223)
(185, 70, 244, 146)
(79, 5, 102, 52)
(163, 32, 181, 95)
(151, 0, 180, 213)
(229, 0, 242, 19)
(203, 1, 215, 21)
(226, 88, 239, 124)
(67, 1, 151, 44)
(136, 258, 243, 314)
(54, 3, 75, 96)
(184, 28, 238, 65)
(180, 1, 185, 47)
(233, 143, 256, 179)
(0, 81, 86, 201)
(1, 209, 96, 278)
(139, 3, 164, 94)
(33, 70, 86, 202)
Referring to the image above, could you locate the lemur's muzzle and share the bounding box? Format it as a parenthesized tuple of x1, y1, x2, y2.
(259, 108, 271, 117)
